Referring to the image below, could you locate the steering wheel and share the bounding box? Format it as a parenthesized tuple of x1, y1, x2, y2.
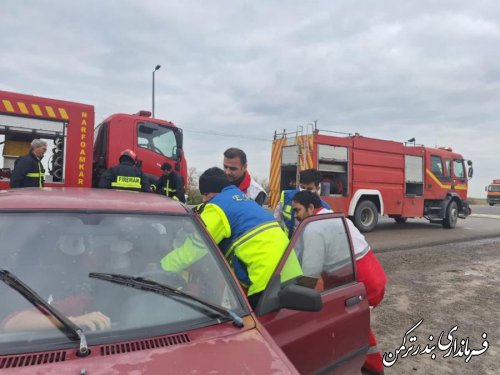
(138, 143, 165, 156)
(151, 146, 165, 156)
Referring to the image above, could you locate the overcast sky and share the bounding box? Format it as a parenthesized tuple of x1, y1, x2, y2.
(1, 1, 499, 197)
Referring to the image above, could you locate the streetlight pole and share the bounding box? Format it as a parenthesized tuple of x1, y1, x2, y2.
(152, 65, 161, 118)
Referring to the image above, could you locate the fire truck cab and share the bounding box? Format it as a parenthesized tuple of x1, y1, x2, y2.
(269, 126, 473, 232)
(486, 179, 500, 206)
(0, 90, 186, 191)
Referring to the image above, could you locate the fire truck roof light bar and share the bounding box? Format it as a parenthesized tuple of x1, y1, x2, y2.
(135, 110, 152, 117)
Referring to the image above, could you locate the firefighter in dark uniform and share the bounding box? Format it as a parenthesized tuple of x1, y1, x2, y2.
(155, 162, 185, 202)
(10, 139, 47, 188)
(98, 149, 150, 192)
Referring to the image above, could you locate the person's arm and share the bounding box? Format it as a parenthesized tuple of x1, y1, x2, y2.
(300, 228, 326, 278)
(254, 191, 266, 206)
(273, 201, 284, 222)
(97, 168, 114, 189)
(199, 203, 231, 244)
(9, 157, 30, 188)
(174, 174, 186, 203)
(155, 175, 166, 195)
(3, 310, 111, 332)
(160, 235, 209, 272)
(160, 203, 231, 271)
(140, 171, 151, 193)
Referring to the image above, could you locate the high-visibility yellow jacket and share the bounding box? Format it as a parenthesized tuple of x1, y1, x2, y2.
(161, 185, 302, 296)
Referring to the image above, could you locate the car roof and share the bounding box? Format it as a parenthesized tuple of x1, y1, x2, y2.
(0, 188, 190, 214)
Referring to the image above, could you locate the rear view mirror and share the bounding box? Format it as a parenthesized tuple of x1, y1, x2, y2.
(468, 167, 473, 178)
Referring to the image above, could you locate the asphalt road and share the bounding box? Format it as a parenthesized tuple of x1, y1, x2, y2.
(364, 205, 500, 252)
(470, 203, 500, 215)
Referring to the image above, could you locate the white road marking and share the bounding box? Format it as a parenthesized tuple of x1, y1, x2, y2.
(470, 214, 500, 219)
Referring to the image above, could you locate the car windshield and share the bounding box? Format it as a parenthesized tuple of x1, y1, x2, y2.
(0, 212, 246, 354)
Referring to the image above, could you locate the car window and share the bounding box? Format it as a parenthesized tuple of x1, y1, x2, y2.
(292, 216, 355, 291)
(137, 121, 178, 158)
(431, 155, 444, 176)
(0, 212, 246, 351)
(453, 159, 465, 179)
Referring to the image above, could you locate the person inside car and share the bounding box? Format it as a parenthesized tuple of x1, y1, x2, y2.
(1, 234, 111, 332)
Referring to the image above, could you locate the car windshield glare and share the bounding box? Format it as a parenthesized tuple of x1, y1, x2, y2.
(0, 212, 245, 352)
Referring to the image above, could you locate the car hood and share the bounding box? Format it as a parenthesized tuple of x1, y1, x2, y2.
(0, 325, 298, 374)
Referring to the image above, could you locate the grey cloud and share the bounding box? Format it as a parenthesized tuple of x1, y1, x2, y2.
(1, 0, 499, 197)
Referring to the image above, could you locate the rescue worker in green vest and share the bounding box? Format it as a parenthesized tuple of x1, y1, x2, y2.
(10, 139, 47, 188)
(155, 162, 186, 203)
(160, 167, 302, 307)
(274, 168, 330, 237)
(98, 149, 150, 192)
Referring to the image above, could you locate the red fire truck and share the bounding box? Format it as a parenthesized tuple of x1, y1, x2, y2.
(0, 90, 187, 190)
(486, 179, 500, 206)
(269, 125, 473, 232)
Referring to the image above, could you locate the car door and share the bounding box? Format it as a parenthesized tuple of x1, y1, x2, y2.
(256, 214, 370, 375)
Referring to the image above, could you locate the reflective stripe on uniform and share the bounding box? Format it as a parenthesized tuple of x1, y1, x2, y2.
(280, 191, 293, 220)
(111, 176, 141, 189)
(225, 221, 281, 261)
(26, 161, 44, 187)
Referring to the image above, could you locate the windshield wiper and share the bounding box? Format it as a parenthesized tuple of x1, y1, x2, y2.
(89, 272, 244, 328)
(0, 268, 90, 357)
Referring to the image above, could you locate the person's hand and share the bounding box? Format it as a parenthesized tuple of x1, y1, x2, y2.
(69, 311, 111, 331)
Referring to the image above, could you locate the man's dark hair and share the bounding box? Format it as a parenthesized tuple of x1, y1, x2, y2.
(224, 147, 247, 165)
(199, 167, 231, 194)
(161, 162, 172, 171)
(292, 190, 322, 209)
(299, 169, 322, 186)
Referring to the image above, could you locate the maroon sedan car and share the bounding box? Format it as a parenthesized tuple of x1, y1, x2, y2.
(0, 188, 369, 374)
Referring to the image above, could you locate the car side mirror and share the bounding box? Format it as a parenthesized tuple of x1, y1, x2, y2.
(468, 167, 473, 178)
(255, 275, 323, 316)
(278, 283, 323, 312)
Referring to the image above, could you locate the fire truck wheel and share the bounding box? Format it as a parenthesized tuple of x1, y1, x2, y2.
(443, 201, 458, 229)
(354, 200, 378, 232)
(394, 216, 407, 224)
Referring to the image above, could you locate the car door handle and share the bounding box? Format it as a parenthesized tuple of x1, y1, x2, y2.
(345, 295, 362, 307)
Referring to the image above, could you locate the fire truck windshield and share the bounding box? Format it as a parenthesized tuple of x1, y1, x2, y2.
(137, 122, 181, 160)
